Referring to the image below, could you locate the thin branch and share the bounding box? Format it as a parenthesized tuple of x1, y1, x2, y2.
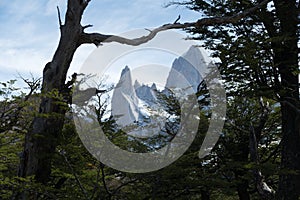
(83, 24, 93, 30)
(89, 163, 102, 200)
(78, 0, 270, 46)
(61, 151, 89, 200)
(249, 125, 275, 199)
(228, 120, 249, 134)
(18, 73, 41, 102)
(0, 136, 20, 147)
(57, 6, 63, 28)
(163, 1, 194, 9)
(261, 140, 282, 164)
(173, 15, 181, 24)
(112, 179, 138, 195)
(100, 163, 112, 197)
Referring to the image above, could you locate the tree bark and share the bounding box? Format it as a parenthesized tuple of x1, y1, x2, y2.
(272, 1, 300, 199)
(234, 146, 251, 200)
(17, 0, 272, 188)
(258, 1, 300, 198)
(19, 0, 89, 184)
(250, 124, 275, 200)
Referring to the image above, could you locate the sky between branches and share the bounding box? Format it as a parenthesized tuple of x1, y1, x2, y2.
(0, 0, 200, 86)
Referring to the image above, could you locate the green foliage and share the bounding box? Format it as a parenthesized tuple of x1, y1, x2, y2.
(2, 0, 298, 199)
(0, 79, 41, 199)
(165, 0, 294, 198)
(0, 77, 281, 199)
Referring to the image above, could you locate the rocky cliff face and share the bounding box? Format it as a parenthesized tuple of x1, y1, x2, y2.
(111, 46, 206, 136)
(135, 81, 157, 106)
(165, 46, 205, 94)
(111, 66, 140, 128)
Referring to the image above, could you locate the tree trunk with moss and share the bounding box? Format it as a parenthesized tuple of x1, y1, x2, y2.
(17, 0, 273, 192)
(18, 0, 91, 184)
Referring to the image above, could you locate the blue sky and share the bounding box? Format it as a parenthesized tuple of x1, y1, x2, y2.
(0, 0, 201, 86)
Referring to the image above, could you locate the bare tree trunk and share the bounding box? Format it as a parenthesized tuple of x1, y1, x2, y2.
(16, 0, 272, 190)
(258, 1, 300, 198)
(234, 149, 251, 200)
(250, 124, 275, 200)
(19, 0, 89, 184)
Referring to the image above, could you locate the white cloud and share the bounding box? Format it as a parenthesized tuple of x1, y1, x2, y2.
(0, 0, 201, 83)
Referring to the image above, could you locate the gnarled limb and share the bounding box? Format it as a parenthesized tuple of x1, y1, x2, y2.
(78, 0, 270, 47)
(18, 0, 271, 189)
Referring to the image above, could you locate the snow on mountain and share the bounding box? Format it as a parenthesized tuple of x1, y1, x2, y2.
(111, 66, 170, 138)
(165, 46, 206, 94)
(111, 66, 140, 128)
(135, 81, 157, 106)
(111, 46, 207, 138)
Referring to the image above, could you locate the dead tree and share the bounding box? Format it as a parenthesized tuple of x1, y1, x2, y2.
(18, 0, 270, 185)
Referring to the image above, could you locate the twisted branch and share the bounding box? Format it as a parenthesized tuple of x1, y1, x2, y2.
(78, 0, 270, 46)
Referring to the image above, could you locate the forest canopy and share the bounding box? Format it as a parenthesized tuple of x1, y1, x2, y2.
(0, 0, 299, 199)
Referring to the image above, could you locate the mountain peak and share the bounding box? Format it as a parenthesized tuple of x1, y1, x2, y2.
(182, 46, 207, 73)
(112, 65, 140, 127)
(121, 65, 130, 77)
(151, 83, 157, 90)
(134, 80, 141, 90)
(165, 46, 204, 93)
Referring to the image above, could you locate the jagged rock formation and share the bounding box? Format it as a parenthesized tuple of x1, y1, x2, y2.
(165, 46, 205, 93)
(111, 46, 206, 136)
(111, 66, 140, 128)
(135, 81, 157, 106)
